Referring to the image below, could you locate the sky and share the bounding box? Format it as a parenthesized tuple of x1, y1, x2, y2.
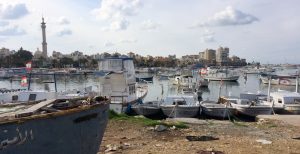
(0, 0, 300, 64)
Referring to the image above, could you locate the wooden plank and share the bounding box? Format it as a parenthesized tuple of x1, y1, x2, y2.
(16, 99, 56, 118)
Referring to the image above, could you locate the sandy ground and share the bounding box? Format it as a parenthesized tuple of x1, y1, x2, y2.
(99, 118, 300, 154)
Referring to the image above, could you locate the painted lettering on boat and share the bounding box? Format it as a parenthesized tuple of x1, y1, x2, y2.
(74, 113, 98, 123)
(0, 128, 34, 150)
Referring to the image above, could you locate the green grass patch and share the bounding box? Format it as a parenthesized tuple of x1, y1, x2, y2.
(109, 110, 188, 129)
(232, 120, 248, 127)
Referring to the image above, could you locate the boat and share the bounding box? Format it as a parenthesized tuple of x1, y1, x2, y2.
(171, 75, 197, 87)
(131, 101, 163, 118)
(204, 75, 240, 82)
(204, 68, 240, 82)
(160, 95, 200, 118)
(263, 90, 300, 114)
(136, 76, 154, 83)
(223, 97, 274, 117)
(97, 57, 148, 113)
(260, 74, 299, 86)
(0, 96, 109, 154)
(200, 100, 235, 119)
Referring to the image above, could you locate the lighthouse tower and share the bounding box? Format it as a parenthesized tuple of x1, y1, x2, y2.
(41, 17, 47, 58)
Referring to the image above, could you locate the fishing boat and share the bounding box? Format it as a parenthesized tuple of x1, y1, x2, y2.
(97, 57, 148, 113)
(200, 100, 235, 119)
(131, 100, 163, 118)
(0, 96, 109, 154)
(223, 97, 273, 117)
(160, 95, 200, 118)
(260, 74, 299, 86)
(263, 91, 300, 114)
(204, 68, 240, 82)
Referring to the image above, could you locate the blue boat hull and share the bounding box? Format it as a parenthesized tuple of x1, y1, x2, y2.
(0, 103, 109, 154)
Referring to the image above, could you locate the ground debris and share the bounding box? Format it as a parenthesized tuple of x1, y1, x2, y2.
(256, 139, 272, 144)
(186, 135, 219, 141)
(197, 150, 225, 154)
(154, 125, 168, 132)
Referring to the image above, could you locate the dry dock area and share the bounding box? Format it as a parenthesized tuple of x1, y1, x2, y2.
(99, 117, 300, 154)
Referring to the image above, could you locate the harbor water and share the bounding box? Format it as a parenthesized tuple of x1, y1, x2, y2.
(0, 69, 298, 102)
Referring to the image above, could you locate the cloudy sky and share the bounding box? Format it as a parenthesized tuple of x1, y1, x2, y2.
(0, 0, 299, 64)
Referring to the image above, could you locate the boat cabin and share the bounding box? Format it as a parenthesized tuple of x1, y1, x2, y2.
(270, 91, 300, 105)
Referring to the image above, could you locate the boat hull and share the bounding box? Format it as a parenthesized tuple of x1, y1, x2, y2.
(204, 76, 239, 81)
(234, 106, 273, 117)
(161, 106, 199, 118)
(201, 106, 235, 119)
(0, 103, 109, 154)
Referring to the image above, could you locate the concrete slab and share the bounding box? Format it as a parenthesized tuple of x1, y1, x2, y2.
(257, 115, 300, 127)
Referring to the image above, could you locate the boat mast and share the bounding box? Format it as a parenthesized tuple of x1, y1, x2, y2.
(296, 74, 299, 93)
(267, 76, 271, 102)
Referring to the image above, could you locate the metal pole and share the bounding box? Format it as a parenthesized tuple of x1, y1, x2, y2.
(267, 76, 271, 102)
(296, 75, 299, 93)
(28, 73, 32, 91)
(54, 73, 57, 92)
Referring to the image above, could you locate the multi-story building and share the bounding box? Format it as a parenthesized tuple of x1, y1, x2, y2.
(0, 47, 12, 58)
(216, 47, 229, 66)
(203, 49, 216, 65)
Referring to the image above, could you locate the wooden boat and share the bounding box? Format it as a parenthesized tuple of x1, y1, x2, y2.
(200, 100, 235, 119)
(0, 96, 109, 154)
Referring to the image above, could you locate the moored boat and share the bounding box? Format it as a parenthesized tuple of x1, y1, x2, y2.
(200, 100, 235, 119)
(131, 100, 163, 118)
(160, 95, 200, 118)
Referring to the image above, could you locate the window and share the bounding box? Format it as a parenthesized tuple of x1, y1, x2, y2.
(12, 95, 18, 102)
(29, 94, 37, 101)
(278, 99, 282, 103)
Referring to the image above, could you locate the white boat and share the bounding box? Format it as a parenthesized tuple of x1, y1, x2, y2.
(225, 97, 273, 117)
(97, 57, 148, 113)
(204, 68, 240, 82)
(204, 75, 240, 81)
(260, 74, 299, 86)
(200, 100, 235, 119)
(160, 95, 200, 118)
(264, 91, 300, 114)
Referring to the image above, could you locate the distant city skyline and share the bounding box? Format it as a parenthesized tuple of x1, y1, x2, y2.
(0, 0, 299, 64)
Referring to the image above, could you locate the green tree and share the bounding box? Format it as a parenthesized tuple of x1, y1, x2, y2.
(12, 47, 33, 67)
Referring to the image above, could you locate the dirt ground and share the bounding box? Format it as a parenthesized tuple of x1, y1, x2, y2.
(99, 118, 300, 154)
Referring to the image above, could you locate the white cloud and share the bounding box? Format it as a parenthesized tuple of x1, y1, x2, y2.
(57, 16, 70, 25)
(0, 26, 26, 36)
(0, 3, 29, 20)
(0, 21, 9, 27)
(92, 0, 143, 30)
(193, 6, 258, 27)
(57, 28, 72, 37)
(200, 28, 215, 43)
(110, 19, 129, 31)
(141, 20, 159, 30)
